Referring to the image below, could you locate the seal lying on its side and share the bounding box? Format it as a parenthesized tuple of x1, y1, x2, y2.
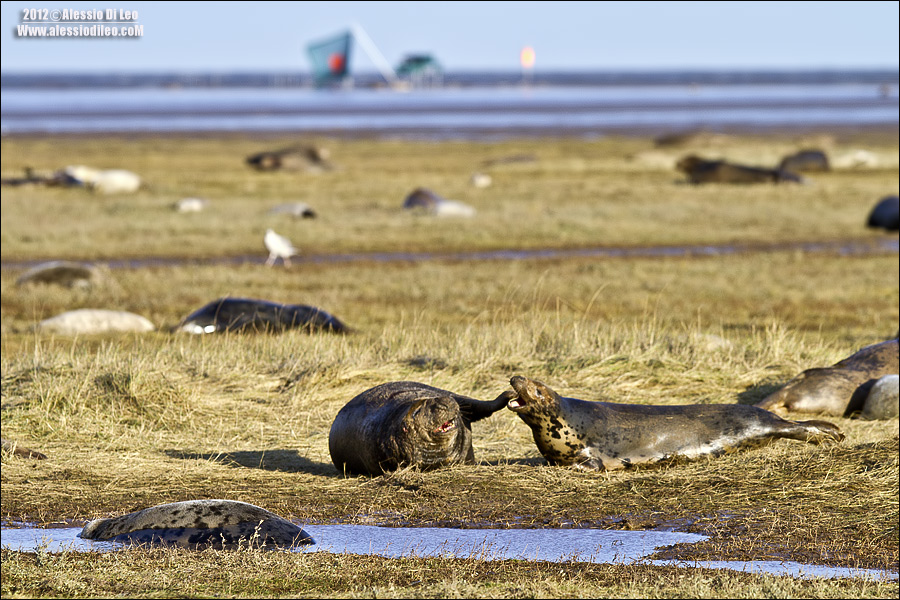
(79, 499, 314, 549)
(175, 297, 350, 334)
(506, 375, 843, 471)
(756, 339, 899, 418)
(676, 155, 804, 184)
(329, 381, 512, 476)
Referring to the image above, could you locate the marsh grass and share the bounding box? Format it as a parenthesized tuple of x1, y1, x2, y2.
(1, 133, 898, 598)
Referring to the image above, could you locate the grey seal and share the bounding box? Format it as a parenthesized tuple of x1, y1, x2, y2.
(506, 375, 844, 471)
(79, 499, 313, 549)
(778, 149, 830, 172)
(175, 297, 350, 334)
(329, 381, 511, 476)
(676, 155, 804, 184)
(16, 261, 101, 289)
(866, 195, 899, 231)
(246, 145, 333, 172)
(756, 339, 899, 418)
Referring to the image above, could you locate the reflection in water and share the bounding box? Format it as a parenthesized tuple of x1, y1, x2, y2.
(2, 524, 897, 581)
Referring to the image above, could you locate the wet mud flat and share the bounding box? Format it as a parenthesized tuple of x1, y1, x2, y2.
(2, 522, 896, 582)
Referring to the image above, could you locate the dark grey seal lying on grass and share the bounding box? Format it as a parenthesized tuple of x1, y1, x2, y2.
(755, 339, 899, 418)
(676, 155, 804, 184)
(329, 381, 512, 476)
(79, 499, 314, 549)
(246, 145, 333, 172)
(505, 375, 843, 471)
(866, 195, 899, 231)
(175, 298, 350, 334)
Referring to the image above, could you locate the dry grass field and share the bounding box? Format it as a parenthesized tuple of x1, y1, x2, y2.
(1, 131, 898, 598)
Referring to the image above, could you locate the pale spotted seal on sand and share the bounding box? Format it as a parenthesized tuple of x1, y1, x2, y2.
(505, 375, 843, 471)
(79, 499, 313, 549)
(755, 339, 899, 418)
(329, 381, 511, 476)
(175, 297, 350, 334)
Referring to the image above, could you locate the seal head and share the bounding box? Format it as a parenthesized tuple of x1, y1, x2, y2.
(329, 381, 510, 476)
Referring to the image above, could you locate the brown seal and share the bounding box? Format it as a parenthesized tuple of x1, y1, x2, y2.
(79, 499, 313, 549)
(329, 381, 511, 476)
(506, 375, 843, 471)
(778, 149, 830, 172)
(756, 339, 899, 417)
(676, 155, 804, 184)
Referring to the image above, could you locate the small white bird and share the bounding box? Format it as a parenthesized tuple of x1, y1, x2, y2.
(264, 229, 299, 267)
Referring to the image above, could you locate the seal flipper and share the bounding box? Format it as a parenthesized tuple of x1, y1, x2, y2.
(456, 391, 517, 425)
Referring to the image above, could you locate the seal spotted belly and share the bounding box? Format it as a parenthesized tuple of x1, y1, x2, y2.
(329, 381, 511, 476)
(79, 499, 314, 549)
(506, 375, 843, 471)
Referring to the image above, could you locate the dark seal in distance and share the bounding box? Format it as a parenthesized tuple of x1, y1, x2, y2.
(505, 375, 843, 471)
(676, 155, 804, 184)
(329, 381, 511, 476)
(175, 297, 350, 334)
(778, 149, 830, 173)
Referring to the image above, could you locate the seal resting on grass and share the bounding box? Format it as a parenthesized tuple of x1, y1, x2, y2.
(866, 195, 899, 231)
(329, 381, 512, 476)
(676, 155, 804, 184)
(175, 297, 350, 334)
(756, 339, 899, 418)
(16, 261, 101, 289)
(79, 499, 314, 549)
(34, 309, 154, 335)
(505, 375, 843, 471)
(778, 149, 830, 172)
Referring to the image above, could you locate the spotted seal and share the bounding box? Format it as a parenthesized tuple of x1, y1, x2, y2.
(329, 381, 511, 476)
(676, 155, 804, 184)
(756, 339, 899, 418)
(505, 375, 843, 471)
(79, 499, 313, 549)
(175, 297, 350, 334)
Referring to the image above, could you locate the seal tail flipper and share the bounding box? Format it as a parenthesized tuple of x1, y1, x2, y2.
(457, 390, 517, 424)
(786, 419, 845, 444)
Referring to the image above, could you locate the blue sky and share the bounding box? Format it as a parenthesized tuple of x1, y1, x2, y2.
(1, 1, 898, 73)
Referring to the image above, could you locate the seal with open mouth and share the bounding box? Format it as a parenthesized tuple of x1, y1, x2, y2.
(506, 375, 844, 471)
(329, 381, 512, 476)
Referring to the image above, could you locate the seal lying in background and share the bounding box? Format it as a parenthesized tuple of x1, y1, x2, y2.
(676, 155, 804, 184)
(866, 195, 899, 231)
(246, 145, 333, 172)
(16, 261, 102, 290)
(505, 375, 843, 471)
(755, 339, 899, 418)
(79, 499, 313, 549)
(778, 149, 830, 172)
(175, 297, 350, 334)
(329, 381, 512, 476)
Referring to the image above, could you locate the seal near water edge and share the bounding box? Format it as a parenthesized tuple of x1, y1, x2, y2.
(174, 297, 351, 334)
(328, 381, 513, 476)
(676, 155, 804, 184)
(755, 339, 899, 418)
(79, 499, 314, 549)
(505, 375, 844, 471)
(778, 149, 830, 173)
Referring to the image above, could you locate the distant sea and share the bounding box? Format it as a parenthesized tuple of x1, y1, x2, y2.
(1, 70, 897, 138)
